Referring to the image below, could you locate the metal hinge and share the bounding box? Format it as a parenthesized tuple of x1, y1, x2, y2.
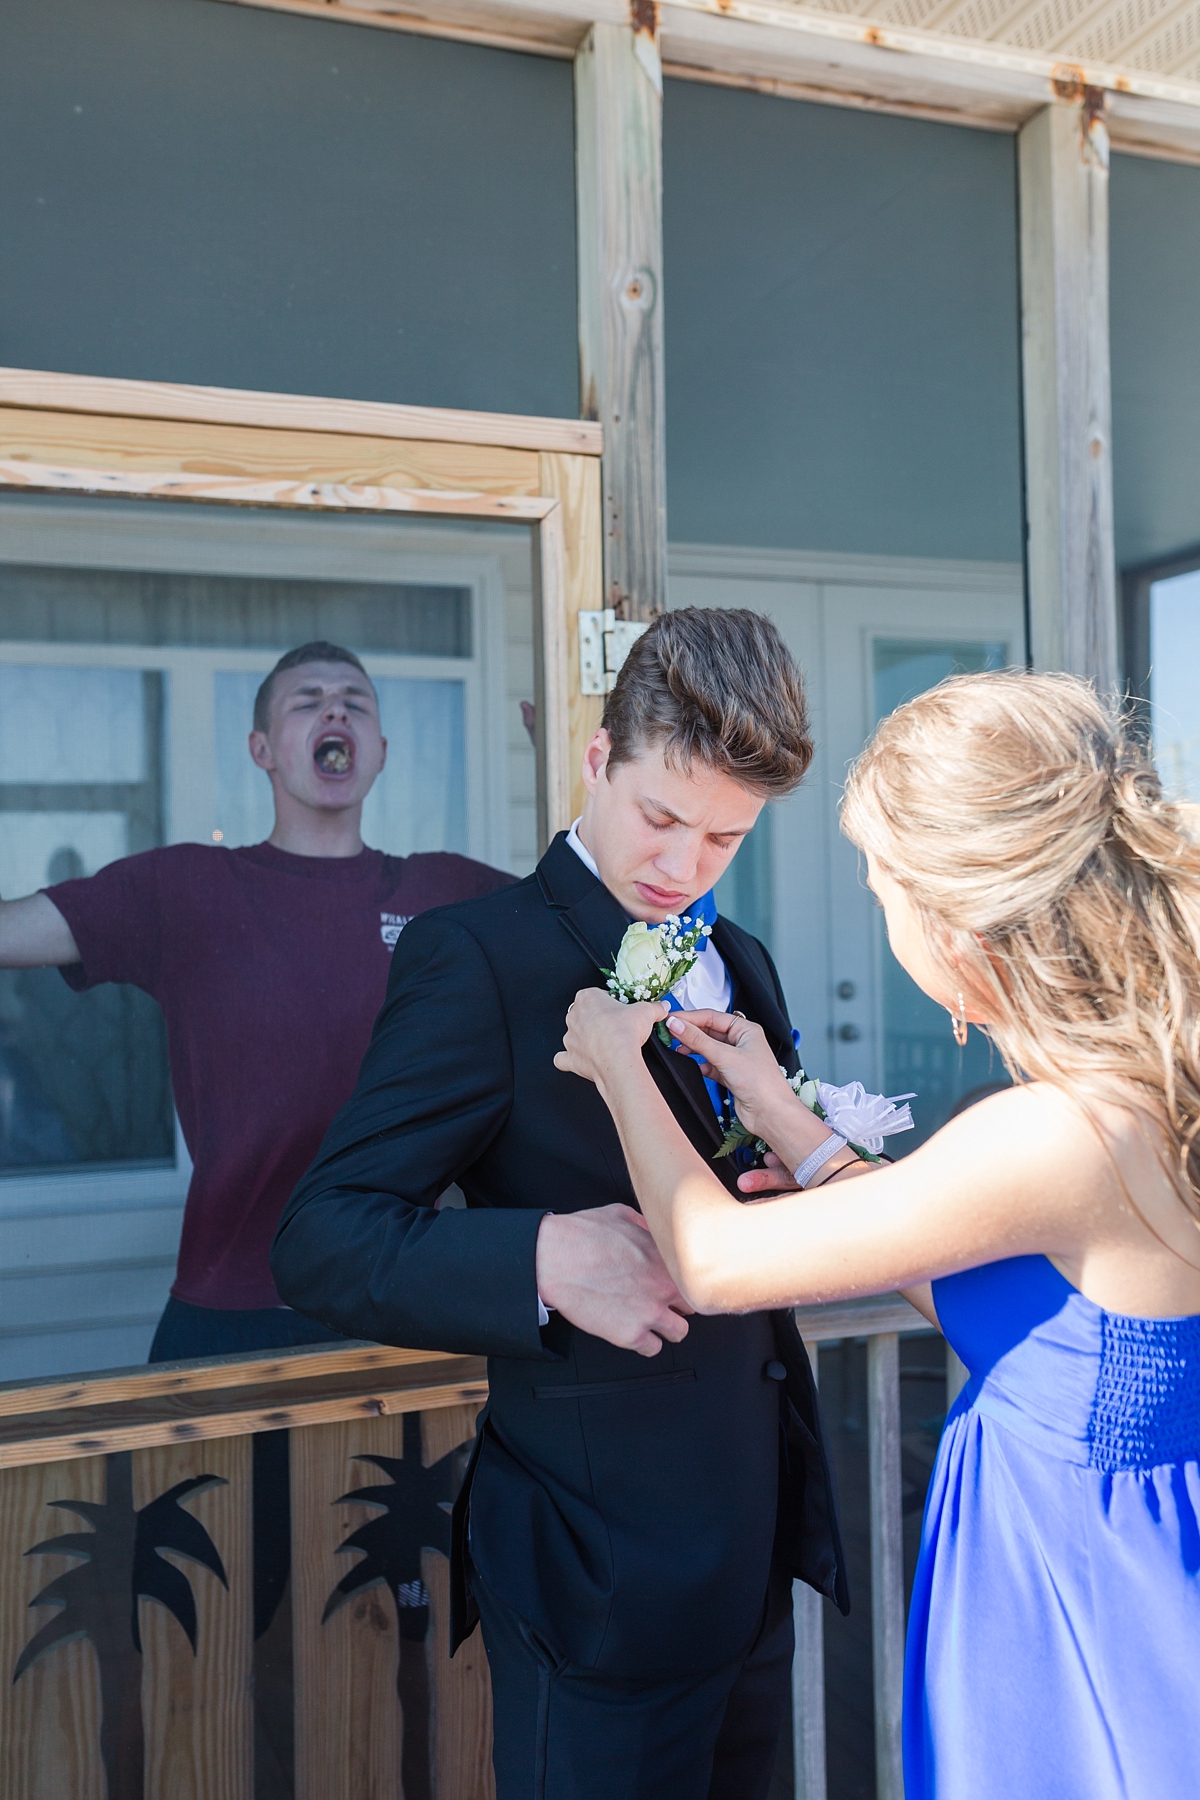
(578, 610, 650, 695)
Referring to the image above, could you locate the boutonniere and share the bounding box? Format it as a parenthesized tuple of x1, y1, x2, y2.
(604, 915, 712, 1044)
(715, 1068, 915, 1165)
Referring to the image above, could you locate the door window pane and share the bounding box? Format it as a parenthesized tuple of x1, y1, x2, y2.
(364, 678, 467, 857)
(1149, 567, 1200, 800)
(714, 807, 773, 949)
(0, 665, 146, 782)
(0, 561, 471, 655)
(872, 639, 1009, 1149)
(0, 665, 173, 1173)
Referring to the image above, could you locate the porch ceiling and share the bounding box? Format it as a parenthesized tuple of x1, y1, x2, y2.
(789, 0, 1200, 86)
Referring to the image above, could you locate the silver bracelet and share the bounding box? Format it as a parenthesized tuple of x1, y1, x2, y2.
(794, 1134, 849, 1189)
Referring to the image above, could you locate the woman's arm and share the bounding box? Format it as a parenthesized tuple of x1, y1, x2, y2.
(557, 991, 1104, 1314)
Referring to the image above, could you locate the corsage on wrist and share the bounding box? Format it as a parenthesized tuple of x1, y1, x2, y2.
(716, 1068, 915, 1177)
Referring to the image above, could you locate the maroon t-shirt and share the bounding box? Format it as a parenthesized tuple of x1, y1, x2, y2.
(47, 842, 514, 1310)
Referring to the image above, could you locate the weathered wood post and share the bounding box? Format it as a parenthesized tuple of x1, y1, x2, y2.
(867, 1333, 905, 1800)
(574, 5, 667, 623)
(793, 1341, 827, 1800)
(1018, 86, 1119, 691)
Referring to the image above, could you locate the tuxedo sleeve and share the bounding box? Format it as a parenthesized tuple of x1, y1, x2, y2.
(271, 911, 549, 1360)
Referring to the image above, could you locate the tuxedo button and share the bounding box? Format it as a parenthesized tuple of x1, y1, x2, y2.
(763, 1360, 788, 1382)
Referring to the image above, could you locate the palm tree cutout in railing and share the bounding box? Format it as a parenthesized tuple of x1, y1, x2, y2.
(324, 1412, 465, 1800)
(13, 1449, 227, 1800)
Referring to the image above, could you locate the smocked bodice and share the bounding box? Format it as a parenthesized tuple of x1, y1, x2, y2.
(933, 1255, 1200, 1472)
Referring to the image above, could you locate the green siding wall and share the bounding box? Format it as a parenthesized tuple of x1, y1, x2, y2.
(662, 80, 1024, 563)
(0, 0, 579, 419)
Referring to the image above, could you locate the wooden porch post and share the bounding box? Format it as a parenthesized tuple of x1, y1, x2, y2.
(1018, 91, 1119, 690)
(574, 7, 667, 622)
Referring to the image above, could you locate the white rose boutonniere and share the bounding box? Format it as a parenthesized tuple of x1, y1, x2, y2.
(605, 915, 712, 1041)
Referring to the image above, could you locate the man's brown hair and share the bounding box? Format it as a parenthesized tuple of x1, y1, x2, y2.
(601, 608, 812, 797)
(253, 641, 374, 732)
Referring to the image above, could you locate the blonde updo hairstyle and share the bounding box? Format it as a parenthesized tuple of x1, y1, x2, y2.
(841, 670, 1200, 1219)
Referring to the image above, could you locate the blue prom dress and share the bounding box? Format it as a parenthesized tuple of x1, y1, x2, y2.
(905, 1255, 1200, 1799)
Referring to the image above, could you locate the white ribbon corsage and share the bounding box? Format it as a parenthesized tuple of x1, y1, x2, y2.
(717, 1067, 915, 1166)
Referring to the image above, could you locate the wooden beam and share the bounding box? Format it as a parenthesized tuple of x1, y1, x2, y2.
(204, 0, 1200, 161)
(0, 366, 601, 457)
(575, 15, 668, 621)
(0, 402, 541, 494)
(1019, 97, 1120, 689)
(539, 450, 606, 829)
(0, 455, 555, 521)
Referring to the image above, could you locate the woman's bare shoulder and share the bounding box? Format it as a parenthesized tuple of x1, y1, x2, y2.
(933, 1080, 1101, 1151)
(908, 1080, 1120, 1214)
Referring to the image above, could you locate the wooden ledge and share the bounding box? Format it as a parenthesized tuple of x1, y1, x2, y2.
(0, 1338, 452, 1420)
(0, 1345, 488, 1469)
(0, 367, 603, 457)
(794, 1293, 931, 1343)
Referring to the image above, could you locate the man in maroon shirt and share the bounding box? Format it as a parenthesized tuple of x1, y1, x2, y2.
(0, 641, 516, 1696)
(0, 639, 515, 1356)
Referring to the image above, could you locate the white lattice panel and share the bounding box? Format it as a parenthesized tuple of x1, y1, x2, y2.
(772, 0, 1200, 74)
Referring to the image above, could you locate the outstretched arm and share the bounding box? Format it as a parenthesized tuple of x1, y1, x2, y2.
(0, 893, 80, 967)
(556, 989, 1106, 1316)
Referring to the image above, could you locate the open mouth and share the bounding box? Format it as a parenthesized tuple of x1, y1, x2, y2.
(314, 735, 354, 776)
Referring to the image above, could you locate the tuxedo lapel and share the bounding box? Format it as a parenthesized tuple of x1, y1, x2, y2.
(537, 832, 631, 980)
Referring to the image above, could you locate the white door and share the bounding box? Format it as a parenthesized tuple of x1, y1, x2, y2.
(671, 550, 1024, 1151)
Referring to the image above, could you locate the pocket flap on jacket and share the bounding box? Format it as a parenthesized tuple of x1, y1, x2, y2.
(532, 1368, 697, 1401)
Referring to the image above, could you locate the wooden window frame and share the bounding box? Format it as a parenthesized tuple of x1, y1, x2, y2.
(0, 363, 604, 1450)
(1122, 542, 1200, 727)
(0, 366, 606, 849)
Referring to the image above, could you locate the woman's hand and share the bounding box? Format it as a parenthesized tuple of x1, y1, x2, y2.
(556, 988, 670, 1093)
(663, 1011, 793, 1138)
(665, 1010, 846, 1176)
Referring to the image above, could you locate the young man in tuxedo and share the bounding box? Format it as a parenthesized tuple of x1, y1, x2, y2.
(273, 609, 847, 1799)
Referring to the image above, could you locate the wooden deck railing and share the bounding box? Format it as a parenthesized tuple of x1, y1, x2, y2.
(0, 1342, 493, 1800)
(0, 1306, 967, 1798)
(790, 1296, 968, 1800)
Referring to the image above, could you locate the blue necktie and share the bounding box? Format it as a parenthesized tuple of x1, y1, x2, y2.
(661, 890, 726, 1120)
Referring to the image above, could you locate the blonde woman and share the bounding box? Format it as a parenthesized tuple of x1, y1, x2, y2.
(556, 672, 1200, 1800)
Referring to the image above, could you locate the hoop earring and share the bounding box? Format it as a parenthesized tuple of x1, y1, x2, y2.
(950, 994, 968, 1049)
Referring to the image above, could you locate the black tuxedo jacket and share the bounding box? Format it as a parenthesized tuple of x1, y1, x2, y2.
(273, 833, 847, 1679)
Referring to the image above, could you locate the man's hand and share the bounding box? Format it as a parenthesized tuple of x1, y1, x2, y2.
(535, 1204, 693, 1357)
(737, 1151, 801, 1198)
